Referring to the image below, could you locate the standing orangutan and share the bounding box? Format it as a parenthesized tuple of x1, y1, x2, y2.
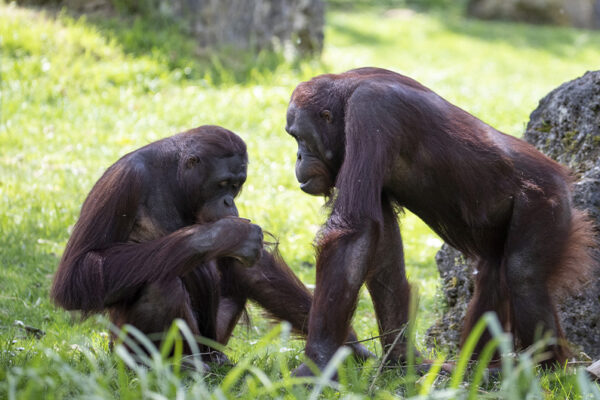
(284, 67, 596, 375)
(51, 125, 371, 366)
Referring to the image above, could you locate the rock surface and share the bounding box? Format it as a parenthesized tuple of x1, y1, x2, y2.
(525, 71, 600, 175)
(467, 0, 600, 29)
(424, 244, 475, 352)
(425, 71, 600, 360)
(161, 0, 324, 56)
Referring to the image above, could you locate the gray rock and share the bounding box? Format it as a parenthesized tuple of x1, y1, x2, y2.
(166, 0, 324, 57)
(425, 244, 474, 353)
(573, 167, 600, 225)
(426, 71, 600, 360)
(524, 70, 600, 176)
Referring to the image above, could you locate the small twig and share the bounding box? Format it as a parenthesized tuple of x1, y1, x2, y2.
(368, 327, 406, 394)
(345, 328, 405, 345)
(566, 360, 593, 366)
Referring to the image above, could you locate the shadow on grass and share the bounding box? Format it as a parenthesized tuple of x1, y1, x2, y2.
(327, 19, 388, 46)
(90, 13, 295, 85)
(89, 14, 197, 70)
(26, 7, 303, 86)
(441, 14, 600, 56)
(329, 4, 599, 57)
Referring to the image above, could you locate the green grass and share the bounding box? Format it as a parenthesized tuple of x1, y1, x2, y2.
(1, 2, 600, 398)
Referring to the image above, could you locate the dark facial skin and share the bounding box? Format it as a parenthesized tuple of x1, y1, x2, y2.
(196, 155, 247, 222)
(285, 103, 336, 196)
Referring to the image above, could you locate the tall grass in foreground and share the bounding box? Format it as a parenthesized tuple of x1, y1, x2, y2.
(3, 314, 599, 399)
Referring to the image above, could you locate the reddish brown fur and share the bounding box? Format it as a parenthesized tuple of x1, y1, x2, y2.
(51, 125, 373, 364)
(548, 209, 597, 296)
(285, 67, 597, 374)
(52, 126, 248, 314)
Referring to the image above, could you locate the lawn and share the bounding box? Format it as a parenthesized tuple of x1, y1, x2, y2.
(1, 2, 599, 398)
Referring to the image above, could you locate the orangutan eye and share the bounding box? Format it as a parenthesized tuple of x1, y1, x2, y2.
(185, 156, 199, 169)
(320, 109, 332, 123)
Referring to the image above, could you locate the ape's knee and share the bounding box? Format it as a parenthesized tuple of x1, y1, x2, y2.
(116, 279, 194, 334)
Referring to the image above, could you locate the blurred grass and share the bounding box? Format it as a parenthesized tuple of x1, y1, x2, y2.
(1, 1, 600, 397)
